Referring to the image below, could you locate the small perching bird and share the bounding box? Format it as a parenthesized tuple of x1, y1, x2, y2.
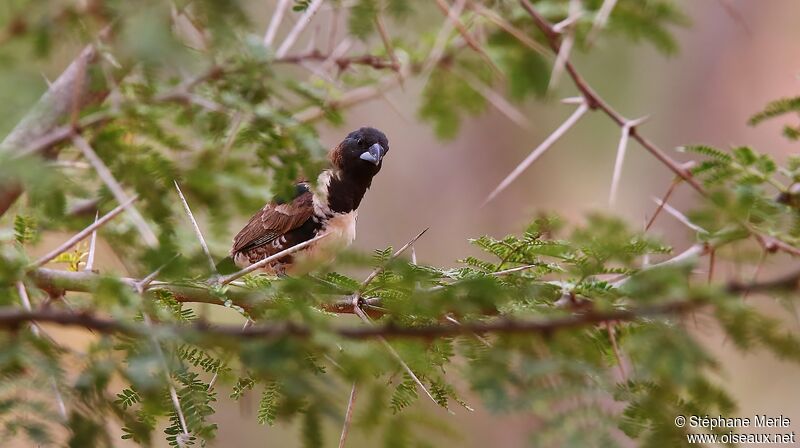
(230, 127, 389, 275)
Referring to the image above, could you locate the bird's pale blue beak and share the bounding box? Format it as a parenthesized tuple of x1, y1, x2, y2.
(359, 143, 385, 166)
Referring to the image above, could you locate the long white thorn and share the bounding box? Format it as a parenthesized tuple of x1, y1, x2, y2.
(352, 301, 441, 409)
(452, 68, 530, 129)
(587, 0, 619, 44)
(174, 181, 216, 274)
(276, 0, 324, 58)
(483, 101, 589, 206)
(650, 197, 708, 234)
(264, 0, 291, 47)
(84, 211, 99, 271)
(608, 116, 649, 207)
(217, 233, 330, 285)
(548, 0, 581, 90)
(73, 134, 158, 247)
(337, 382, 358, 448)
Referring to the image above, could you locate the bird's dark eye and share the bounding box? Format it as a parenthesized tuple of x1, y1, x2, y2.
(357, 137, 364, 146)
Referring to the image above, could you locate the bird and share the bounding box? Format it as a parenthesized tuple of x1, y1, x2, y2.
(229, 127, 389, 275)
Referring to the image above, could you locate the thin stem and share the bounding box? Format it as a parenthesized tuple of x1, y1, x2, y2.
(338, 382, 358, 448)
(31, 196, 138, 268)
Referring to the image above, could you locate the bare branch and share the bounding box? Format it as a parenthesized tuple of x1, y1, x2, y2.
(482, 100, 589, 206)
(0, 300, 706, 340)
(32, 196, 138, 268)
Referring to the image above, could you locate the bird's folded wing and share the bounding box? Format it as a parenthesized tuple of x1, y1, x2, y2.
(231, 184, 314, 254)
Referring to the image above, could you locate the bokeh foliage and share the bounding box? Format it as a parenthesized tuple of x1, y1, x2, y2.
(0, 1, 798, 447)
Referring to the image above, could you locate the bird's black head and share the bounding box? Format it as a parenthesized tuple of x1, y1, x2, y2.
(330, 127, 389, 177)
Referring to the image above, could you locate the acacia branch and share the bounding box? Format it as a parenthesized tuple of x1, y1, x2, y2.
(518, 0, 800, 257)
(0, 28, 117, 218)
(0, 300, 701, 340)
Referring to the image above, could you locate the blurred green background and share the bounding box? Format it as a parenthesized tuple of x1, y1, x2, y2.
(4, 0, 800, 446)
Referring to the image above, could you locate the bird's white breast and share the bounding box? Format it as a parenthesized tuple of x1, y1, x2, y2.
(294, 211, 357, 271)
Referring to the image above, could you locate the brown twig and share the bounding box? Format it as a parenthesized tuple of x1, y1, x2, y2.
(0, 300, 702, 340)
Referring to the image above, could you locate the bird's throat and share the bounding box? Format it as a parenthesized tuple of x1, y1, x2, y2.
(317, 169, 373, 214)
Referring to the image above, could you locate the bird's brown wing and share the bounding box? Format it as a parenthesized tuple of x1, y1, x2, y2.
(231, 185, 314, 255)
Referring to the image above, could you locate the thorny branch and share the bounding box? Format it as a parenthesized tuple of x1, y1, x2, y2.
(517, 0, 800, 257)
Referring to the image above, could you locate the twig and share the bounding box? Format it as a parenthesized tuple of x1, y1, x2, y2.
(469, 3, 550, 57)
(352, 301, 440, 407)
(0, 300, 708, 340)
(608, 116, 649, 207)
(433, 0, 502, 78)
(174, 181, 216, 274)
(72, 134, 159, 247)
(216, 233, 330, 285)
(264, 0, 292, 47)
(16, 282, 68, 421)
(276, 0, 324, 58)
(338, 382, 358, 448)
(450, 67, 530, 129)
(548, 0, 580, 90)
(482, 100, 589, 206)
(375, 13, 403, 88)
(359, 228, 429, 292)
(31, 196, 138, 268)
(519, 0, 800, 257)
(207, 319, 253, 391)
(446, 314, 491, 347)
(142, 314, 192, 445)
(645, 178, 681, 231)
(605, 322, 627, 381)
